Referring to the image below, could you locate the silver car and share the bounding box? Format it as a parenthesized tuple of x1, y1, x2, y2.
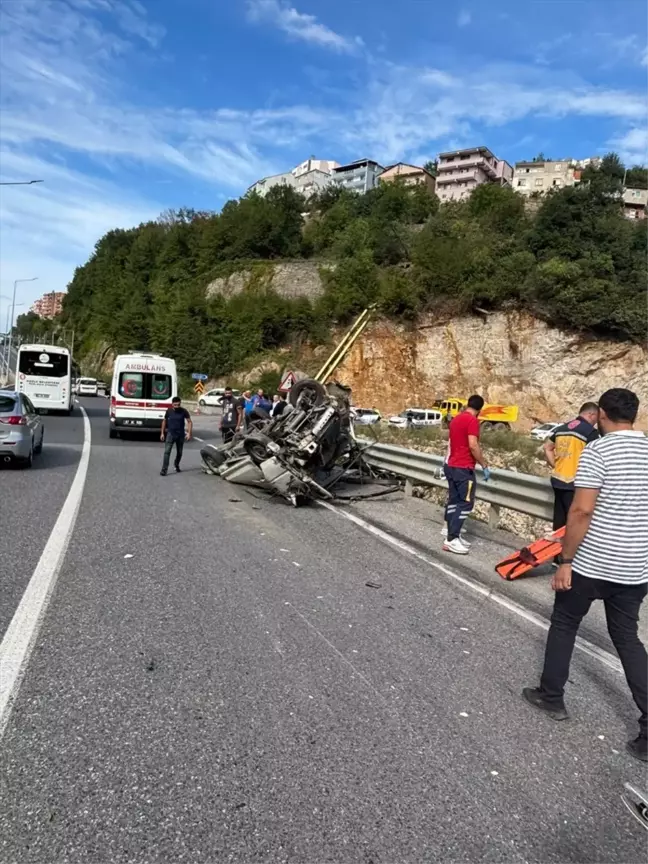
(0, 390, 44, 467)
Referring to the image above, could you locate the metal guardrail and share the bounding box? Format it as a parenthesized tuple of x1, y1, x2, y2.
(362, 441, 553, 527)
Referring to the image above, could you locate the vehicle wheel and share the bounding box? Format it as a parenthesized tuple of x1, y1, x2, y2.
(480, 421, 495, 432)
(289, 378, 326, 411)
(199, 399, 206, 407)
(22, 441, 34, 468)
(34, 429, 44, 454)
(109, 428, 118, 439)
(244, 433, 272, 465)
(200, 444, 228, 474)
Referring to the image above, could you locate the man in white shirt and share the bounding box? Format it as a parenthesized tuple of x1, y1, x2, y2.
(523, 388, 648, 762)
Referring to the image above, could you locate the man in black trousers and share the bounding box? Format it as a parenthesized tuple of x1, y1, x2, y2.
(160, 396, 192, 475)
(524, 388, 648, 762)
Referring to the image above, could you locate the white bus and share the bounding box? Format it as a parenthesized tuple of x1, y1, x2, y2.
(15, 344, 74, 414)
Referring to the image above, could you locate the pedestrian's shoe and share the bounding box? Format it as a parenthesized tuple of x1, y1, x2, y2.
(626, 735, 648, 762)
(160, 469, 167, 476)
(174, 465, 182, 473)
(522, 687, 569, 721)
(443, 538, 469, 555)
(441, 527, 471, 547)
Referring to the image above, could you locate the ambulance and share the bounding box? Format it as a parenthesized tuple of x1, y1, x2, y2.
(109, 353, 177, 439)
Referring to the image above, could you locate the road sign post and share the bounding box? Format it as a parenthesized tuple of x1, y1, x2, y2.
(191, 372, 208, 381)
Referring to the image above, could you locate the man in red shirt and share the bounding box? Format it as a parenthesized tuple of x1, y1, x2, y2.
(443, 395, 490, 554)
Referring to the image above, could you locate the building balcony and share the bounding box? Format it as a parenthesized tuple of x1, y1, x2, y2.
(438, 157, 497, 179)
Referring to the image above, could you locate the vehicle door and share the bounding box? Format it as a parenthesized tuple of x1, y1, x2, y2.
(21, 394, 39, 440)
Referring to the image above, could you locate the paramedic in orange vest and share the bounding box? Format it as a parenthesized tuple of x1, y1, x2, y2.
(544, 402, 599, 531)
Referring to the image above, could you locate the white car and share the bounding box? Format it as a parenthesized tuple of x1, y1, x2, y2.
(77, 377, 98, 396)
(388, 408, 443, 429)
(530, 422, 561, 441)
(351, 407, 381, 425)
(198, 387, 240, 408)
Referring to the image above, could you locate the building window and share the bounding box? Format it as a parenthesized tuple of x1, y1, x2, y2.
(535, 179, 544, 186)
(517, 179, 527, 187)
(553, 179, 562, 186)
(632, 190, 642, 198)
(554, 164, 563, 171)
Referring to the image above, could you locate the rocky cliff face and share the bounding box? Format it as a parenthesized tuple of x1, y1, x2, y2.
(336, 311, 647, 429)
(206, 260, 326, 301)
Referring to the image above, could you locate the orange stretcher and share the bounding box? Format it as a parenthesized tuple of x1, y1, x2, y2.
(495, 527, 565, 581)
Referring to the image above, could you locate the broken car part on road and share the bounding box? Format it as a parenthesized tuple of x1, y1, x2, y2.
(200, 378, 397, 506)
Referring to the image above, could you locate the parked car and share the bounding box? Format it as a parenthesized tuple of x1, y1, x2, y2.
(97, 380, 108, 394)
(388, 408, 443, 429)
(351, 407, 382, 425)
(199, 387, 240, 408)
(530, 422, 561, 441)
(0, 390, 44, 467)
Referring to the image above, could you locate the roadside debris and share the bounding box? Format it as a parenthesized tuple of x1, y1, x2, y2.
(200, 378, 397, 506)
(365, 581, 382, 589)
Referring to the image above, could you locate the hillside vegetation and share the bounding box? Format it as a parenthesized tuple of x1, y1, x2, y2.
(17, 153, 647, 379)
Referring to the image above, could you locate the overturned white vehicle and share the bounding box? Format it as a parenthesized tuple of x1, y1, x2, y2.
(200, 379, 393, 506)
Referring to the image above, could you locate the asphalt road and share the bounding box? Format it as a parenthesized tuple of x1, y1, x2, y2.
(1, 398, 646, 863)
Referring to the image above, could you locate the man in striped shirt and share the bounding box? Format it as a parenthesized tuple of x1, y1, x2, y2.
(523, 388, 648, 762)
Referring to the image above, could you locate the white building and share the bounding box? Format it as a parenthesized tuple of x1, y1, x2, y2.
(247, 157, 340, 199)
(512, 159, 581, 196)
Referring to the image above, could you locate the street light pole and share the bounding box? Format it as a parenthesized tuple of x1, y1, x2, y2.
(0, 180, 44, 186)
(6, 278, 38, 382)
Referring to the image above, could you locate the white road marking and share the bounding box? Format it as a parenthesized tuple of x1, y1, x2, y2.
(319, 502, 623, 675)
(194, 436, 204, 442)
(0, 406, 92, 738)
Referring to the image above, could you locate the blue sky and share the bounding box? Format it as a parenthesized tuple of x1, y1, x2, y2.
(0, 0, 646, 318)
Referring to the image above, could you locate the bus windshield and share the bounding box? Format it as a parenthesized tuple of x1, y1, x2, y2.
(19, 350, 69, 378)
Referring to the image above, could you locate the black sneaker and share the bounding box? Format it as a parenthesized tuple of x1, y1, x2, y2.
(522, 687, 569, 721)
(160, 469, 167, 476)
(174, 466, 181, 473)
(626, 736, 648, 762)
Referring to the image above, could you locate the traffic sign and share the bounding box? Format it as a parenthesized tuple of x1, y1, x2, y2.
(194, 381, 205, 394)
(191, 372, 208, 380)
(278, 370, 296, 392)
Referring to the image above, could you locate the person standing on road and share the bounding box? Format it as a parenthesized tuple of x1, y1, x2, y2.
(544, 402, 599, 533)
(442, 394, 490, 555)
(524, 388, 648, 762)
(160, 396, 192, 476)
(219, 386, 242, 443)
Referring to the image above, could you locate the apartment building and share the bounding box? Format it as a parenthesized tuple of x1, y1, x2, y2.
(247, 156, 339, 199)
(622, 187, 648, 219)
(379, 162, 436, 194)
(512, 159, 580, 196)
(332, 159, 385, 194)
(31, 291, 65, 319)
(293, 157, 339, 177)
(435, 147, 512, 202)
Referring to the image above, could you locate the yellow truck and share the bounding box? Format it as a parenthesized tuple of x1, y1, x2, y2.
(433, 397, 519, 430)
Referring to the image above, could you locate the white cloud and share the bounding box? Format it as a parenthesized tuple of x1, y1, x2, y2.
(457, 9, 472, 27)
(246, 0, 361, 53)
(609, 127, 648, 165)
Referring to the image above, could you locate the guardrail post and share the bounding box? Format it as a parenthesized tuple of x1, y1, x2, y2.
(488, 503, 501, 530)
(404, 479, 414, 497)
